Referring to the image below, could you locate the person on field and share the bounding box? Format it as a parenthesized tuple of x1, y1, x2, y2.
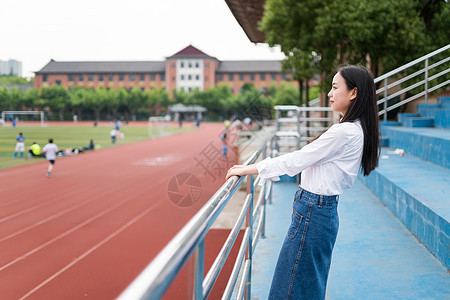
(28, 142, 42, 157)
(226, 65, 380, 299)
(13, 132, 25, 159)
(110, 129, 117, 143)
(43, 138, 59, 178)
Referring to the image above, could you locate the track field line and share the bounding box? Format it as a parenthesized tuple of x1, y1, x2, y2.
(18, 199, 164, 300)
(0, 177, 107, 222)
(0, 168, 111, 212)
(0, 178, 163, 272)
(0, 176, 146, 241)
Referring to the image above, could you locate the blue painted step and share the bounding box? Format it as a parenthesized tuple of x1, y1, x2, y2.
(438, 96, 450, 106)
(402, 117, 434, 127)
(252, 181, 450, 299)
(358, 148, 450, 269)
(435, 108, 450, 128)
(398, 113, 420, 124)
(380, 121, 401, 127)
(381, 126, 450, 169)
(418, 99, 450, 129)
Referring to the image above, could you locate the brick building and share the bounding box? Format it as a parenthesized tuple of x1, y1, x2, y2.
(34, 45, 293, 95)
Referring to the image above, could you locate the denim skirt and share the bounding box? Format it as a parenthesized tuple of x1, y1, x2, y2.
(268, 187, 339, 300)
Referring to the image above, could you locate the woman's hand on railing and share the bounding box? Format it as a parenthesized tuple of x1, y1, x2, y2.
(226, 164, 259, 181)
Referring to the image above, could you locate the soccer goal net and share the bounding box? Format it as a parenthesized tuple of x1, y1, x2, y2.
(1, 111, 45, 127)
(148, 116, 171, 139)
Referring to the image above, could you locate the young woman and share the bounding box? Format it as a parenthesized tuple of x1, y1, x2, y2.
(226, 65, 380, 299)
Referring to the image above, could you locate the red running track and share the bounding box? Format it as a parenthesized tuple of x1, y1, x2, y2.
(0, 123, 239, 299)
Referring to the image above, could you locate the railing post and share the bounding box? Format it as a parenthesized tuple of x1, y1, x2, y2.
(383, 78, 388, 122)
(193, 240, 205, 299)
(246, 175, 254, 299)
(424, 58, 429, 104)
(261, 183, 266, 239)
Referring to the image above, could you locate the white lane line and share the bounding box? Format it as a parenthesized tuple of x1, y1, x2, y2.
(0, 180, 101, 223)
(0, 179, 135, 242)
(0, 197, 100, 242)
(0, 194, 137, 272)
(19, 200, 163, 300)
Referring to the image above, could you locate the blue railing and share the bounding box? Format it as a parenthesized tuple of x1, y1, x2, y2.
(118, 139, 272, 299)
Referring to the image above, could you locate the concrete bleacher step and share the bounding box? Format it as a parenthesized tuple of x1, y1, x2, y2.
(417, 96, 450, 128)
(402, 116, 434, 127)
(381, 125, 450, 169)
(251, 181, 450, 299)
(439, 96, 450, 106)
(358, 147, 450, 270)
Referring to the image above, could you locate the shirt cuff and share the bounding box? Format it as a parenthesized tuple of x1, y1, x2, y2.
(256, 159, 280, 186)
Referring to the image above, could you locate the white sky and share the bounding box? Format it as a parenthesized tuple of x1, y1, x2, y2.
(1, 0, 285, 78)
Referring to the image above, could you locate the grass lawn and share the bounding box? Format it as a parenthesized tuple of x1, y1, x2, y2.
(0, 123, 194, 169)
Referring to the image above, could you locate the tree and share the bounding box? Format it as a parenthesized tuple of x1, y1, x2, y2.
(0, 75, 33, 85)
(9, 88, 25, 110)
(0, 88, 11, 111)
(261, 0, 449, 104)
(69, 87, 86, 118)
(273, 84, 299, 106)
(23, 88, 40, 109)
(40, 85, 69, 116)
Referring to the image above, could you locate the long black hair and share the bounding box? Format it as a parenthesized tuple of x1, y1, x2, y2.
(338, 65, 380, 176)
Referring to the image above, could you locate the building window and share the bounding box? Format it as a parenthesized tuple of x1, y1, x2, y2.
(195, 74, 199, 80)
(119, 74, 124, 81)
(150, 74, 155, 81)
(181, 75, 185, 80)
(55, 80, 61, 85)
(181, 62, 184, 68)
(218, 74, 223, 81)
(260, 73, 266, 81)
(205, 64, 209, 69)
(79, 74, 84, 81)
(172, 64, 175, 69)
(160, 74, 165, 81)
(140, 74, 145, 81)
(205, 76, 208, 82)
(271, 73, 276, 80)
(68, 74, 73, 82)
(88, 74, 94, 81)
(228, 74, 234, 81)
(188, 75, 192, 80)
(98, 74, 104, 81)
(282, 73, 287, 80)
(195, 62, 199, 68)
(129, 73, 135, 81)
(172, 76, 175, 82)
(239, 74, 244, 81)
(250, 74, 255, 81)
(188, 62, 192, 68)
(108, 74, 114, 81)
(43, 74, 48, 82)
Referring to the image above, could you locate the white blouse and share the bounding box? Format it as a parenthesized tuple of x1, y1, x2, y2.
(256, 120, 364, 196)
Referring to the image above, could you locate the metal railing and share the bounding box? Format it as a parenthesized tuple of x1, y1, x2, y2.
(376, 44, 450, 121)
(118, 139, 273, 300)
(273, 106, 335, 155)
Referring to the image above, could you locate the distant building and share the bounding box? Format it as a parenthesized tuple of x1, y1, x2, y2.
(0, 59, 22, 77)
(34, 45, 296, 95)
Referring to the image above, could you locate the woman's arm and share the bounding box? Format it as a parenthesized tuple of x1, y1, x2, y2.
(226, 164, 259, 180)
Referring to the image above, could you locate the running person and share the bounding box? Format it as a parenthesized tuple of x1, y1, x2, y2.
(226, 65, 380, 299)
(13, 132, 25, 159)
(43, 138, 59, 178)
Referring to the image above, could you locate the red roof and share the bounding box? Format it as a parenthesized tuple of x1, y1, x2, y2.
(167, 45, 216, 59)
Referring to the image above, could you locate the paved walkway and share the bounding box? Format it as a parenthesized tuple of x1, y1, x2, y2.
(252, 180, 449, 299)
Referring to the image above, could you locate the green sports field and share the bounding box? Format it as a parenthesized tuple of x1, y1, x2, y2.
(0, 123, 194, 169)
